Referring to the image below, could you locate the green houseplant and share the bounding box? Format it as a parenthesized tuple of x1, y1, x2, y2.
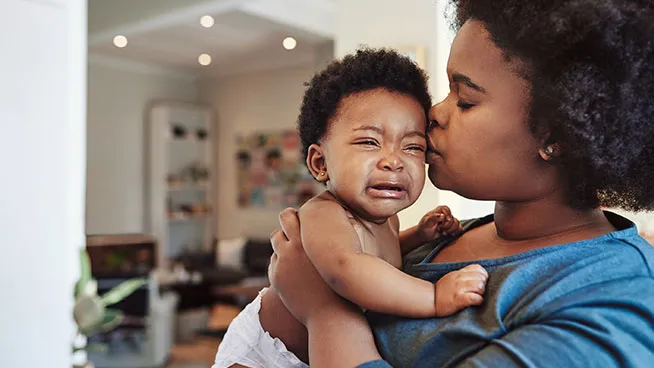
(73, 249, 146, 368)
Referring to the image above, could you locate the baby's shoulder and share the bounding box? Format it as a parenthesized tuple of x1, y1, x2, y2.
(301, 191, 354, 218)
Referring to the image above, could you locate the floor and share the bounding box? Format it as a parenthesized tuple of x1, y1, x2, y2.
(166, 304, 241, 368)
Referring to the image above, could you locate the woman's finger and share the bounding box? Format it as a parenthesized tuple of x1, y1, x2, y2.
(270, 228, 288, 254)
(268, 252, 278, 268)
(267, 253, 278, 281)
(278, 208, 300, 246)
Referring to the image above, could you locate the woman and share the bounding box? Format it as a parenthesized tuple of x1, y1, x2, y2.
(267, 0, 654, 367)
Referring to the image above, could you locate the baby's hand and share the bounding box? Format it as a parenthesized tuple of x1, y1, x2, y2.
(434, 264, 488, 317)
(417, 206, 462, 241)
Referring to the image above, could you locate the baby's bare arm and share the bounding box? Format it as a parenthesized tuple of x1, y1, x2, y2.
(399, 205, 462, 255)
(433, 264, 489, 316)
(300, 198, 437, 317)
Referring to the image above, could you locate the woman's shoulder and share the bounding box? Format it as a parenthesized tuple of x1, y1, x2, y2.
(492, 214, 653, 320)
(580, 211, 654, 277)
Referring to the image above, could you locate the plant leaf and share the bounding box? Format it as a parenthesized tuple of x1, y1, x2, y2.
(80, 309, 123, 335)
(73, 294, 105, 330)
(100, 278, 147, 306)
(75, 249, 92, 298)
(73, 343, 109, 353)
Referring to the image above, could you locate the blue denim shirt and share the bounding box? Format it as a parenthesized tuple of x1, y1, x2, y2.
(359, 212, 654, 367)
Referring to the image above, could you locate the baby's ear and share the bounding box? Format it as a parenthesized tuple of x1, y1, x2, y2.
(306, 144, 329, 182)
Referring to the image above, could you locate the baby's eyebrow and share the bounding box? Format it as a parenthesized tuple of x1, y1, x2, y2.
(352, 125, 384, 134)
(353, 125, 426, 139)
(405, 130, 426, 139)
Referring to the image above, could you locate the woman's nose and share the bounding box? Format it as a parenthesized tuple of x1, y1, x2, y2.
(428, 100, 449, 130)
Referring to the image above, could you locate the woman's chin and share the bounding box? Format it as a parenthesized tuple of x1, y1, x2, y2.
(427, 169, 449, 190)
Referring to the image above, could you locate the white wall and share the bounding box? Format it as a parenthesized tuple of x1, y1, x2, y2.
(334, 0, 495, 227)
(0, 0, 86, 366)
(86, 61, 199, 234)
(199, 66, 320, 239)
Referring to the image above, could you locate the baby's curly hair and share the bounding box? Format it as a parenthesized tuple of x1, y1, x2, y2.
(297, 48, 431, 171)
(450, 0, 654, 211)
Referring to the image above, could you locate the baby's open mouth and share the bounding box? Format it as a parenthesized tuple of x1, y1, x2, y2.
(367, 183, 408, 199)
(370, 185, 404, 192)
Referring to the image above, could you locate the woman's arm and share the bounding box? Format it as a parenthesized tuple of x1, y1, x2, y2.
(268, 208, 384, 367)
(305, 303, 384, 368)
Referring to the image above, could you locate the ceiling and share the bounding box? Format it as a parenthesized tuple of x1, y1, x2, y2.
(88, 0, 336, 77)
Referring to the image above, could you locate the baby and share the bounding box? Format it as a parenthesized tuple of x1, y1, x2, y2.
(214, 49, 488, 368)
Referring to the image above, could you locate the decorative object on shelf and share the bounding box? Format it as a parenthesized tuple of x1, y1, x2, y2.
(196, 127, 208, 140)
(179, 204, 194, 214)
(235, 129, 317, 208)
(168, 201, 212, 218)
(191, 201, 211, 214)
(187, 161, 209, 182)
(173, 201, 211, 215)
(166, 173, 182, 187)
(166, 162, 209, 187)
(170, 124, 187, 139)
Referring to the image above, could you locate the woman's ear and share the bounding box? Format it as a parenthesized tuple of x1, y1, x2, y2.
(539, 142, 564, 161)
(306, 144, 329, 182)
(538, 131, 564, 161)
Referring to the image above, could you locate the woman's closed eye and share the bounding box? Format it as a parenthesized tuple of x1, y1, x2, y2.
(457, 100, 475, 110)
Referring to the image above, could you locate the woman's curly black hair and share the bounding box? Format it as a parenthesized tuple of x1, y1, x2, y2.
(451, 0, 654, 211)
(297, 48, 431, 173)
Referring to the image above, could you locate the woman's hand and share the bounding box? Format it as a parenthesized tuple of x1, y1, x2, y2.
(267, 208, 346, 325)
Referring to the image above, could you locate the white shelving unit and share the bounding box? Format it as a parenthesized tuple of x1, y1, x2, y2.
(146, 102, 216, 267)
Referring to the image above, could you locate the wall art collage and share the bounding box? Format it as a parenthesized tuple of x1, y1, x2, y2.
(235, 130, 318, 208)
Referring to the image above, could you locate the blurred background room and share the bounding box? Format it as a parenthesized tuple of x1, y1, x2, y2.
(83, 1, 456, 366)
(2, 0, 652, 367)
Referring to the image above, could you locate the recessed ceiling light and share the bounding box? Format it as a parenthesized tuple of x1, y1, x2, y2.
(200, 15, 215, 28)
(198, 53, 212, 66)
(282, 37, 297, 50)
(113, 35, 128, 48)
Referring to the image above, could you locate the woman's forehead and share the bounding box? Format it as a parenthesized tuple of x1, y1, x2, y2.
(447, 20, 530, 91)
(448, 21, 501, 76)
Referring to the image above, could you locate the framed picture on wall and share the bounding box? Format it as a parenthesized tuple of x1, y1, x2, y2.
(235, 130, 317, 209)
